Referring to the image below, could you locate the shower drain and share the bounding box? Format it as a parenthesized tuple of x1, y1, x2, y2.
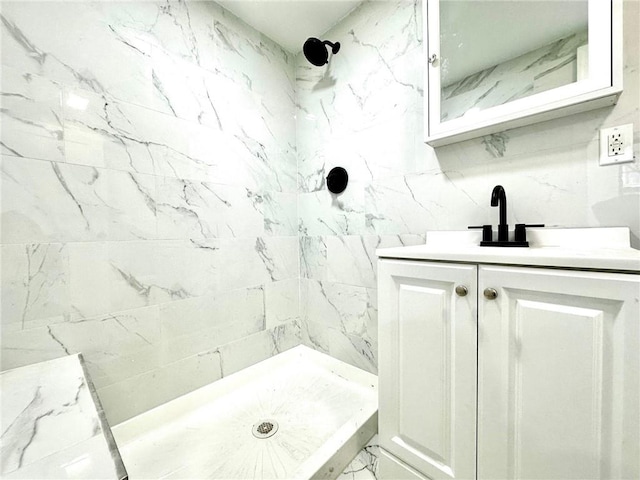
(252, 419, 279, 439)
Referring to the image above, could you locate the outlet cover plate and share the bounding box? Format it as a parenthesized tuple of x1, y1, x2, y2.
(600, 124, 634, 165)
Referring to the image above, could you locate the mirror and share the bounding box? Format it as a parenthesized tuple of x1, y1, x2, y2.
(425, 0, 623, 146)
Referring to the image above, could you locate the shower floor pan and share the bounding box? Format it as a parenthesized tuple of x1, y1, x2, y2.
(111, 346, 378, 479)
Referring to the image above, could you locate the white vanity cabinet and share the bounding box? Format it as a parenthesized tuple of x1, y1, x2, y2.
(378, 253, 640, 480)
(378, 260, 478, 480)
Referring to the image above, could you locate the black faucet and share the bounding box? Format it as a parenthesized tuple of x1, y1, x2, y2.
(491, 185, 508, 241)
(469, 185, 544, 247)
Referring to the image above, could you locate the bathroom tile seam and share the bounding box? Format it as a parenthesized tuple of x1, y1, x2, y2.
(1, 152, 298, 190)
(0, 39, 296, 120)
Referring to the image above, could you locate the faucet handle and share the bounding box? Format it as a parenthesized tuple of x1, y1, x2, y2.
(514, 223, 545, 242)
(468, 225, 493, 242)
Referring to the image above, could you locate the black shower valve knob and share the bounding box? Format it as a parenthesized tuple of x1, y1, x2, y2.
(326, 167, 348, 194)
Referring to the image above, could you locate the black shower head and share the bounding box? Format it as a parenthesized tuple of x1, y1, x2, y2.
(303, 37, 341, 66)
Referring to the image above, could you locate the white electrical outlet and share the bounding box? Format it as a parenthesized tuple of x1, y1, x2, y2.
(600, 124, 634, 166)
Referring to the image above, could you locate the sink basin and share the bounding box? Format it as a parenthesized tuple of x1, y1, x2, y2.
(376, 227, 640, 272)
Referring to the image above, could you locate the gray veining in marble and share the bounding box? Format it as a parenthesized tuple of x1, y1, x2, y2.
(295, 0, 639, 376)
(340, 435, 379, 480)
(1, 0, 639, 427)
(1, 0, 300, 425)
(0, 354, 127, 479)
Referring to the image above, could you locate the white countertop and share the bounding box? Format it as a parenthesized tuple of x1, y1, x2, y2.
(377, 227, 640, 272)
(1, 354, 127, 479)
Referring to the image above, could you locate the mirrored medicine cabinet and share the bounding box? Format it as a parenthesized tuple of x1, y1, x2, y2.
(424, 0, 623, 146)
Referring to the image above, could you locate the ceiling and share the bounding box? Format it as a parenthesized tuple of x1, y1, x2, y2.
(217, 0, 362, 53)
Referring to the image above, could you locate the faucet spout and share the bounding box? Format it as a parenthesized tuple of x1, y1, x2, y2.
(491, 185, 508, 241)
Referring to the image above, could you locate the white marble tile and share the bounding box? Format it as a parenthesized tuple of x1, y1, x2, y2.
(1, 157, 158, 244)
(201, 6, 296, 97)
(1, 156, 110, 243)
(299, 50, 421, 141)
(68, 241, 160, 319)
(145, 49, 220, 127)
(37, 305, 174, 397)
(158, 286, 265, 339)
(0, 66, 64, 162)
(301, 279, 377, 374)
(326, 234, 425, 288)
(59, 82, 290, 191)
(104, 100, 221, 181)
(299, 110, 422, 189)
(266, 278, 300, 329)
(107, 169, 158, 241)
(0, 354, 125, 478)
(60, 87, 156, 175)
(97, 348, 223, 426)
(48, 305, 161, 382)
(156, 177, 263, 240)
(153, 239, 227, 304)
(586, 139, 640, 237)
(298, 182, 366, 236)
(297, 1, 421, 91)
(66, 242, 110, 320)
(325, 236, 376, 288)
(107, 241, 158, 311)
(256, 235, 299, 281)
(215, 319, 301, 379)
(158, 286, 266, 365)
(263, 191, 297, 236)
(363, 175, 434, 235)
(1, 325, 71, 372)
(365, 169, 498, 235)
(214, 236, 298, 293)
(300, 236, 328, 281)
(38, 293, 251, 397)
(1, 0, 299, 431)
(1, 243, 69, 333)
(340, 435, 379, 480)
(3, 434, 122, 480)
(99, 320, 301, 426)
(1, 1, 165, 115)
(433, 144, 605, 231)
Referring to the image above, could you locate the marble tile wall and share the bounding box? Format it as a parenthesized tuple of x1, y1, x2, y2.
(2, 0, 639, 426)
(296, 0, 639, 374)
(0, 0, 300, 424)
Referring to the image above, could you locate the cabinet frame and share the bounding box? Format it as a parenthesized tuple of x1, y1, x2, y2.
(378, 259, 640, 480)
(379, 259, 478, 480)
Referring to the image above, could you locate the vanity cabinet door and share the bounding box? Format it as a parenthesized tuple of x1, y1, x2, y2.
(478, 266, 640, 480)
(378, 260, 477, 480)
